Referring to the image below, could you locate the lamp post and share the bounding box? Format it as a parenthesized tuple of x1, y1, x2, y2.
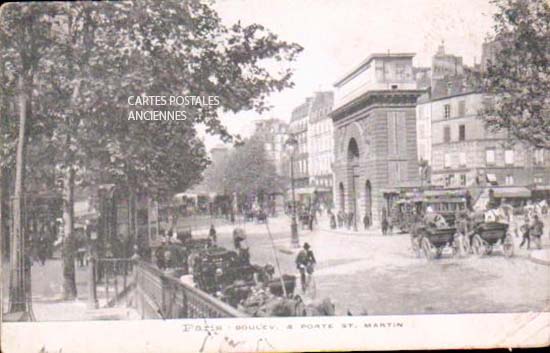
(286, 135, 299, 248)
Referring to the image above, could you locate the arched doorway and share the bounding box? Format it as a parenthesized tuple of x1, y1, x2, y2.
(339, 182, 345, 212)
(365, 180, 372, 225)
(347, 138, 360, 231)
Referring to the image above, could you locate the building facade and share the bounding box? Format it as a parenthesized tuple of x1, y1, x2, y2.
(332, 53, 423, 228)
(289, 98, 312, 203)
(307, 91, 335, 206)
(429, 91, 550, 188)
(253, 118, 289, 175)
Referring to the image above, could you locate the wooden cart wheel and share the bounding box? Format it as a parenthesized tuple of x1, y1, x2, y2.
(472, 235, 484, 257)
(422, 237, 434, 260)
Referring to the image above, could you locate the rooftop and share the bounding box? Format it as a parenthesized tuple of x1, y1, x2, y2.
(334, 52, 416, 87)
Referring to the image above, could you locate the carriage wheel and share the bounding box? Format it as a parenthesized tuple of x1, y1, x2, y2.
(471, 235, 485, 257)
(421, 237, 434, 260)
(503, 237, 514, 258)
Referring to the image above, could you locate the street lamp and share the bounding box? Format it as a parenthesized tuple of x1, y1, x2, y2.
(285, 135, 299, 248)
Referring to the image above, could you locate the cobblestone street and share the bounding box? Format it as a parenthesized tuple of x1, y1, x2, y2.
(206, 215, 550, 316)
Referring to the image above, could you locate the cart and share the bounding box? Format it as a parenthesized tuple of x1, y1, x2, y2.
(469, 222, 513, 257)
(418, 225, 457, 260)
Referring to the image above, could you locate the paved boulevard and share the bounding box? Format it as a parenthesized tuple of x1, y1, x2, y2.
(201, 215, 550, 316)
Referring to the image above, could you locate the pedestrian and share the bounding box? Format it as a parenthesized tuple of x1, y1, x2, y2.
(233, 228, 245, 250)
(347, 212, 354, 230)
(295, 242, 316, 293)
(363, 213, 370, 230)
(308, 210, 314, 231)
(530, 214, 544, 250)
(388, 214, 394, 235)
(209, 224, 217, 244)
(329, 211, 336, 229)
(337, 211, 343, 228)
(381, 216, 388, 235)
(155, 242, 166, 270)
(519, 214, 531, 249)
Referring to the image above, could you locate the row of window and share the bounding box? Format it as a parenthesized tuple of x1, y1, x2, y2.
(443, 124, 466, 143)
(309, 119, 332, 135)
(443, 100, 466, 120)
(444, 174, 525, 187)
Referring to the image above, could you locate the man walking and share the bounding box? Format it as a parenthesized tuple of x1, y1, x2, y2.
(519, 214, 531, 249)
(209, 224, 217, 244)
(295, 242, 316, 293)
(363, 213, 370, 230)
(530, 214, 544, 250)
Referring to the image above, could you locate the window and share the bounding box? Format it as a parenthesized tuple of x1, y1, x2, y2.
(505, 149, 514, 165)
(458, 100, 466, 117)
(534, 149, 544, 165)
(391, 84, 398, 90)
(505, 175, 514, 185)
(444, 153, 452, 168)
(458, 124, 466, 141)
(486, 149, 495, 165)
(444, 104, 451, 119)
(460, 174, 467, 186)
(443, 126, 451, 143)
(445, 174, 455, 187)
(459, 152, 467, 167)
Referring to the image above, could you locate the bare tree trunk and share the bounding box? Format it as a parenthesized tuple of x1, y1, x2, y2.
(62, 162, 77, 299)
(8, 75, 29, 313)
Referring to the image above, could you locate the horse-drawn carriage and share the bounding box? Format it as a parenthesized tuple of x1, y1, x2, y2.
(467, 215, 513, 257)
(413, 213, 458, 260)
(191, 247, 256, 294)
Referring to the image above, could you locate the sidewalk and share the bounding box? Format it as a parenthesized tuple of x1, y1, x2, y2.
(3, 258, 139, 321)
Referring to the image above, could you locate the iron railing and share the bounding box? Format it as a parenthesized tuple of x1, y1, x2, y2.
(95, 258, 134, 307)
(133, 260, 245, 319)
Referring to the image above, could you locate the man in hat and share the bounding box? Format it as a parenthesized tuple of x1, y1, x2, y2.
(295, 242, 316, 293)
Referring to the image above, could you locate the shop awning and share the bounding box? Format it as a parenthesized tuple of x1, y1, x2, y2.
(490, 187, 531, 198)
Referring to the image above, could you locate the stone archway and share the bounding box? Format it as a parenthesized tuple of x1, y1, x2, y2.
(347, 138, 360, 230)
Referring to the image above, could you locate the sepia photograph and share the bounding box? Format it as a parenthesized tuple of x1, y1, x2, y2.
(1, 0, 549, 352)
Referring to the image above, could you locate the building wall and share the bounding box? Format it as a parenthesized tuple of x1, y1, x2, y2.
(333, 102, 420, 226)
(416, 101, 432, 163)
(335, 56, 416, 109)
(429, 92, 550, 188)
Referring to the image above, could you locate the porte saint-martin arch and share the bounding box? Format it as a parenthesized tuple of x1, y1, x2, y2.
(331, 53, 424, 228)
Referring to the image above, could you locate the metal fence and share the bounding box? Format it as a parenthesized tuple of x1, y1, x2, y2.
(95, 258, 134, 307)
(133, 260, 245, 319)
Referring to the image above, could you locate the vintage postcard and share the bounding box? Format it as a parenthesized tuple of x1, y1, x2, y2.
(1, 0, 549, 352)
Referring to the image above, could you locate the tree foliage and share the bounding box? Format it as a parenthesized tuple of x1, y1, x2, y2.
(481, 0, 550, 149)
(0, 0, 302, 298)
(224, 135, 287, 202)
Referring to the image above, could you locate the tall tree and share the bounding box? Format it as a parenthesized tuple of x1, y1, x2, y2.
(1, 1, 302, 299)
(224, 135, 286, 205)
(481, 0, 550, 149)
(0, 2, 59, 313)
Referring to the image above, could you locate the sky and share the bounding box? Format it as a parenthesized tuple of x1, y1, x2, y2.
(201, 0, 497, 150)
